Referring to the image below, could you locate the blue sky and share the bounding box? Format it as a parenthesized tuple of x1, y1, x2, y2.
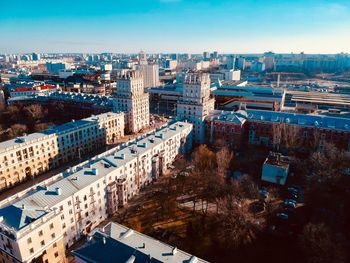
(0, 0, 349, 53)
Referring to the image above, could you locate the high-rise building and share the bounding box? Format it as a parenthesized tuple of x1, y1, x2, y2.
(32, 52, 40, 61)
(177, 73, 215, 143)
(138, 64, 160, 88)
(46, 62, 70, 73)
(203, 51, 210, 61)
(250, 61, 265, 72)
(165, 59, 178, 70)
(226, 55, 236, 70)
(263, 52, 275, 71)
(138, 51, 147, 65)
(114, 71, 150, 133)
(137, 51, 160, 88)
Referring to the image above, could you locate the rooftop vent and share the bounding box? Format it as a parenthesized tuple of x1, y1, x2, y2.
(189, 256, 198, 263)
(122, 229, 134, 238)
(125, 255, 136, 263)
(56, 187, 62, 196)
(92, 168, 98, 175)
(172, 247, 177, 255)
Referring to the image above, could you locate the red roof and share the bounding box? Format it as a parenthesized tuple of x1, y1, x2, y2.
(40, 84, 56, 90)
(13, 87, 32, 92)
(12, 84, 56, 92)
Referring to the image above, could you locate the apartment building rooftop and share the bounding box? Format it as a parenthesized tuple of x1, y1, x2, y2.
(0, 121, 192, 233)
(207, 110, 247, 125)
(246, 109, 350, 131)
(8, 91, 114, 109)
(0, 112, 122, 153)
(72, 222, 209, 263)
(0, 131, 56, 154)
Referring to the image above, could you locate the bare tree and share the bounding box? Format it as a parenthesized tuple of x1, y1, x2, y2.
(34, 123, 49, 132)
(272, 122, 283, 151)
(24, 104, 45, 122)
(7, 105, 21, 122)
(308, 142, 348, 184)
(9, 124, 28, 138)
(281, 123, 301, 149)
(216, 146, 233, 185)
(216, 195, 260, 248)
(272, 122, 301, 151)
(300, 223, 347, 263)
(192, 145, 216, 172)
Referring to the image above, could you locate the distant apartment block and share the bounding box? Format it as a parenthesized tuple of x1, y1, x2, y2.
(9, 84, 59, 98)
(0, 112, 124, 190)
(0, 121, 192, 263)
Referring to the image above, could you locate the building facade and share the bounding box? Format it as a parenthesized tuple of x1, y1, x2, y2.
(0, 121, 192, 263)
(0, 112, 124, 191)
(138, 64, 160, 89)
(177, 73, 215, 143)
(205, 109, 350, 152)
(114, 71, 150, 133)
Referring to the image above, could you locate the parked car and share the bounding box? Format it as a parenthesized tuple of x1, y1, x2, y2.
(277, 213, 289, 220)
(284, 200, 297, 208)
(259, 188, 269, 199)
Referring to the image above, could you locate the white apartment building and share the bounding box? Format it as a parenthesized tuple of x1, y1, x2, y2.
(138, 64, 160, 89)
(114, 71, 150, 133)
(0, 121, 192, 263)
(177, 73, 215, 143)
(0, 133, 58, 190)
(0, 112, 124, 191)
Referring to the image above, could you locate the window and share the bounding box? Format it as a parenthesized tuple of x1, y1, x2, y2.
(51, 233, 55, 239)
(29, 248, 34, 254)
(40, 240, 45, 246)
(62, 223, 66, 229)
(53, 242, 57, 248)
(27, 237, 32, 244)
(49, 223, 54, 229)
(54, 252, 59, 258)
(38, 230, 43, 236)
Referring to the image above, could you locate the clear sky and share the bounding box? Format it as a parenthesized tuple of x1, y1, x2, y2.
(1, 0, 350, 54)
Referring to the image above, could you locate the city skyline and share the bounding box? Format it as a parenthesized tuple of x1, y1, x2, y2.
(1, 0, 350, 54)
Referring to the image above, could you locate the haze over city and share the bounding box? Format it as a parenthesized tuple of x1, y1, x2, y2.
(1, 0, 350, 53)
